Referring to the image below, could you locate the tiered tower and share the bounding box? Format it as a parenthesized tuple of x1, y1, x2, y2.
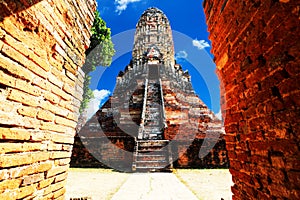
(132, 7, 175, 67)
(71, 7, 228, 171)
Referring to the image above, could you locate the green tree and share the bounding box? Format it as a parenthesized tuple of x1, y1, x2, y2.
(79, 11, 115, 113)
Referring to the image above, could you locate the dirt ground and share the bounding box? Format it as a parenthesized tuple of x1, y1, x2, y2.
(174, 169, 233, 200)
(65, 168, 233, 200)
(65, 168, 129, 200)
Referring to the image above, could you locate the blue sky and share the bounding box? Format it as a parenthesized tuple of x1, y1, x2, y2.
(86, 0, 221, 119)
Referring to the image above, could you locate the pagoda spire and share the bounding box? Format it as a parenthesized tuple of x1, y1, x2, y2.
(132, 7, 175, 66)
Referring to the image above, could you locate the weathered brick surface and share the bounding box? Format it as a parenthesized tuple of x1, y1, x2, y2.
(0, 0, 96, 199)
(203, 0, 300, 199)
(71, 7, 228, 171)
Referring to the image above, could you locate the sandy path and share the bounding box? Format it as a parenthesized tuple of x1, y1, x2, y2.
(65, 168, 233, 200)
(65, 168, 129, 200)
(175, 169, 233, 200)
(111, 173, 198, 200)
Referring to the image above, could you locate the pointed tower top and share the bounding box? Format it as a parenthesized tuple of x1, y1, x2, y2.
(132, 7, 175, 66)
(143, 7, 163, 14)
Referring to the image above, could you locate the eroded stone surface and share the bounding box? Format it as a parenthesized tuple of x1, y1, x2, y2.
(0, 0, 96, 199)
(203, 0, 300, 199)
(71, 7, 228, 171)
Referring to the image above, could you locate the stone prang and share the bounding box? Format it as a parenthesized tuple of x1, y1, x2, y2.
(72, 7, 228, 171)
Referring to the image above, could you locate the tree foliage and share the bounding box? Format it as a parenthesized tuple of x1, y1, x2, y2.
(79, 75, 94, 113)
(82, 11, 115, 73)
(79, 11, 115, 113)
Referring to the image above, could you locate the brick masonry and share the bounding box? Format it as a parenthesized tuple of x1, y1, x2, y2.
(71, 8, 228, 171)
(0, 0, 96, 199)
(203, 0, 300, 199)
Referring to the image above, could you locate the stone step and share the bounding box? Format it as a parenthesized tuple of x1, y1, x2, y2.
(143, 126, 161, 129)
(134, 166, 167, 170)
(137, 140, 169, 146)
(143, 133, 162, 136)
(135, 161, 169, 168)
(143, 129, 162, 132)
(143, 130, 162, 134)
(145, 113, 161, 117)
(135, 160, 167, 163)
(147, 107, 160, 111)
(144, 119, 161, 122)
(136, 155, 167, 161)
(149, 134, 163, 139)
(137, 148, 166, 152)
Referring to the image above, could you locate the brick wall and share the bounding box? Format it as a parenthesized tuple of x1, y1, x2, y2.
(203, 0, 299, 199)
(0, 0, 96, 199)
(71, 77, 229, 170)
(71, 135, 135, 170)
(162, 79, 228, 168)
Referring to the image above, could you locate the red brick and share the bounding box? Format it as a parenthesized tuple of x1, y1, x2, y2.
(48, 73, 64, 88)
(40, 121, 70, 133)
(1, 43, 48, 78)
(17, 184, 35, 199)
(205, 0, 299, 198)
(0, 143, 41, 154)
(3, 32, 50, 72)
(0, 53, 34, 82)
(0, 152, 50, 168)
(40, 100, 69, 117)
(0, 128, 31, 140)
(51, 133, 74, 144)
(32, 76, 48, 90)
(54, 172, 68, 183)
(0, 191, 17, 199)
(0, 179, 22, 192)
(53, 187, 66, 199)
(54, 158, 71, 166)
(0, 0, 96, 198)
(63, 82, 74, 94)
(8, 88, 40, 107)
(46, 165, 69, 179)
(44, 91, 61, 104)
(37, 109, 55, 122)
(278, 76, 300, 96)
(50, 83, 72, 101)
(17, 105, 38, 118)
(22, 173, 44, 186)
(38, 177, 55, 189)
(0, 100, 20, 113)
(0, 69, 16, 87)
(55, 116, 77, 128)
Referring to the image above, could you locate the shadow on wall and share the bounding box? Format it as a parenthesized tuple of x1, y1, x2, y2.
(0, 0, 43, 21)
(0, 0, 96, 199)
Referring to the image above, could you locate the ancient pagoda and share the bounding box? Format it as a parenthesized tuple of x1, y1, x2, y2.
(71, 7, 228, 172)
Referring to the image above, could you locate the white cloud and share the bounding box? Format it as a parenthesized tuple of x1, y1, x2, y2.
(192, 39, 210, 50)
(215, 109, 222, 120)
(86, 89, 111, 120)
(115, 0, 142, 14)
(175, 51, 188, 59)
(99, 6, 110, 16)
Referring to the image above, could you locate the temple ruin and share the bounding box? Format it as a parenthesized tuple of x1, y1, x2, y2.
(71, 7, 228, 171)
(0, 0, 298, 199)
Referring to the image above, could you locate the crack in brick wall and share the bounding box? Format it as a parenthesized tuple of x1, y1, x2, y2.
(0, 0, 96, 199)
(203, 0, 300, 199)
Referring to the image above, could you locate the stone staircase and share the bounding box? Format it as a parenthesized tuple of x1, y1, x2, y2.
(142, 79, 164, 139)
(132, 140, 173, 172)
(133, 73, 173, 171)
